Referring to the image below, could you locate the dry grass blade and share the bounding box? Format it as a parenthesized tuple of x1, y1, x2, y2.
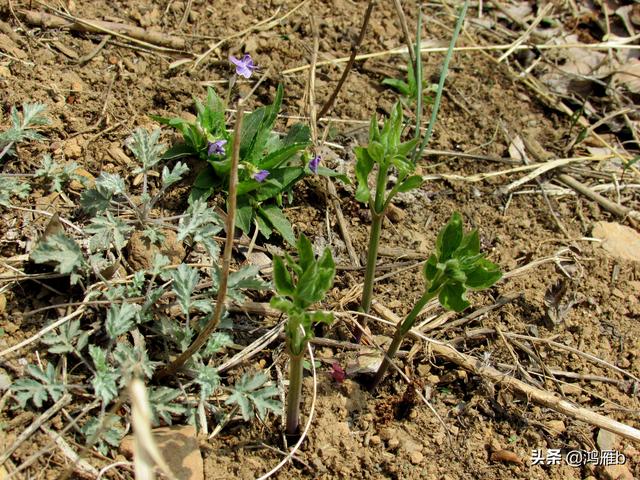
(129, 378, 177, 480)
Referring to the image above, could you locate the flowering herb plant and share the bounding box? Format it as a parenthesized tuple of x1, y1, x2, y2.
(154, 67, 344, 244)
(369, 212, 501, 390)
(270, 234, 336, 435)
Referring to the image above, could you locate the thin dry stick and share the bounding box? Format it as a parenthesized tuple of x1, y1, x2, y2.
(0, 394, 71, 466)
(371, 308, 640, 443)
(317, 0, 376, 119)
(307, 15, 360, 267)
(40, 426, 99, 479)
(155, 106, 244, 380)
(392, 0, 415, 66)
(21, 9, 184, 51)
(497, 3, 553, 62)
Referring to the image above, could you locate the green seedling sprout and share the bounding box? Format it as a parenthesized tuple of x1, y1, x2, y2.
(355, 102, 422, 329)
(270, 234, 336, 435)
(370, 212, 501, 390)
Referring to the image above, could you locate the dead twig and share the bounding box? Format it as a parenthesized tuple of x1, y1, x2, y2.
(20, 9, 185, 51)
(318, 0, 376, 119)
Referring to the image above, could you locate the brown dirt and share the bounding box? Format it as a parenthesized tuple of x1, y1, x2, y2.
(0, 1, 639, 479)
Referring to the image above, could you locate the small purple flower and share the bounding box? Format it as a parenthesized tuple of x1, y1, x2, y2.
(208, 139, 227, 156)
(309, 155, 321, 174)
(253, 169, 270, 182)
(230, 54, 257, 79)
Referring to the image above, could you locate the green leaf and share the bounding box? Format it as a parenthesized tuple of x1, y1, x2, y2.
(0, 177, 30, 207)
(382, 78, 412, 96)
(354, 146, 374, 203)
(465, 258, 502, 289)
(397, 175, 423, 193)
(127, 128, 165, 173)
(436, 212, 463, 261)
(113, 343, 157, 381)
(455, 230, 480, 258)
(438, 282, 469, 312)
(235, 198, 254, 234)
(105, 302, 139, 339)
(272, 256, 294, 296)
(95, 172, 126, 196)
(315, 166, 350, 184)
(194, 364, 220, 398)
(89, 345, 119, 404)
(258, 142, 309, 170)
(177, 199, 223, 258)
(254, 166, 305, 202)
(11, 363, 65, 408)
(148, 387, 187, 426)
(257, 204, 295, 245)
(170, 264, 199, 316)
(82, 415, 124, 456)
(31, 233, 85, 276)
(85, 211, 133, 253)
(80, 186, 112, 215)
(225, 372, 281, 421)
(202, 332, 233, 356)
(41, 319, 88, 354)
(189, 167, 218, 203)
(296, 234, 314, 272)
(161, 142, 196, 160)
(161, 161, 189, 188)
(309, 310, 334, 325)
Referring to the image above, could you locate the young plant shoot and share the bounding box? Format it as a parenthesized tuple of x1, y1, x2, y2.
(270, 234, 336, 435)
(355, 102, 422, 327)
(370, 212, 501, 390)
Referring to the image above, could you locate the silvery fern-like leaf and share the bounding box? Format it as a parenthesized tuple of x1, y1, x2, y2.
(148, 387, 187, 425)
(82, 414, 124, 456)
(225, 372, 281, 421)
(89, 345, 119, 404)
(0, 177, 30, 207)
(227, 265, 268, 302)
(95, 172, 126, 195)
(170, 263, 199, 316)
(11, 363, 65, 408)
(194, 364, 220, 398)
(80, 186, 112, 215)
(85, 211, 133, 253)
(41, 319, 88, 354)
(34, 155, 80, 192)
(113, 343, 158, 384)
(141, 227, 166, 245)
(0, 103, 49, 159)
(30, 233, 85, 279)
(127, 128, 165, 173)
(161, 161, 189, 188)
(177, 199, 223, 258)
(202, 332, 233, 356)
(105, 302, 139, 339)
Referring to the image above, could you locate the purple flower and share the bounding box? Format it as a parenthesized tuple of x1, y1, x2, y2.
(253, 169, 270, 182)
(309, 155, 321, 174)
(208, 139, 227, 156)
(230, 54, 257, 79)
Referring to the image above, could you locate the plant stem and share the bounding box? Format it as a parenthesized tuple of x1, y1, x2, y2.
(414, 0, 468, 161)
(413, 5, 423, 149)
(154, 105, 244, 381)
(369, 289, 437, 391)
(286, 351, 305, 436)
(357, 164, 389, 341)
(360, 211, 383, 317)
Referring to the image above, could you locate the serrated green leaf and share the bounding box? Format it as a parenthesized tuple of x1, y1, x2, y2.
(89, 345, 119, 404)
(105, 302, 139, 339)
(85, 211, 133, 253)
(11, 363, 65, 408)
(202, 332, 233, 356)
(80, 186, 112, 215)
(127, 128, 165, 173)
(0, 177, 30, 207)
(82, 414, 124, 456)
(95, 172, 126, 195)
(31, 232, 85, 277)
(161, 161, 189, 188)
(148, 387, 187, 425)
(225, 372, 281, 421)
(170, 263, 199, 316)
